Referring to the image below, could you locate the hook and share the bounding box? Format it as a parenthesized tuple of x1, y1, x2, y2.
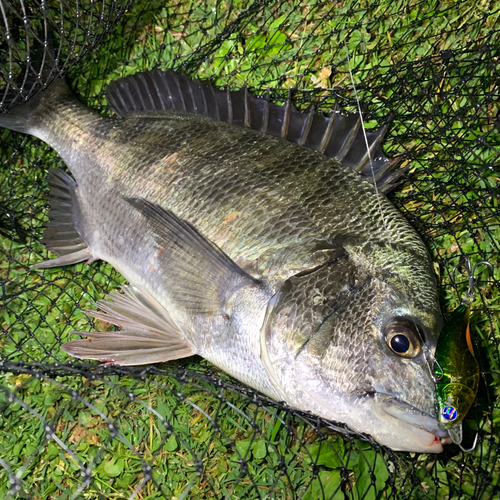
(433, 358, 444, 381)
(458, 431, 479, 453)
(423, 343, 443, 382)
(451, 255, 494, 306)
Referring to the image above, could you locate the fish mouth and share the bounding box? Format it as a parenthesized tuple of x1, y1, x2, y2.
(374, 393, 451, 453)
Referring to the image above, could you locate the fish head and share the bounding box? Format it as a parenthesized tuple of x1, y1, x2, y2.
(261, 256, 450, 452)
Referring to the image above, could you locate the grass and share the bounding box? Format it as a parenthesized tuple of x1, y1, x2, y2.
(0, 363, 401, 499)
(1, 0, 500, 498)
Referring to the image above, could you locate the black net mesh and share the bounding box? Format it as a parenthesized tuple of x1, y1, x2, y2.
(1, 0, 499, 498)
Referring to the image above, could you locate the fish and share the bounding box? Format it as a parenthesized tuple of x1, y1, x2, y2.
(0, 69, 449, 452)
(434, 305, 480, 445)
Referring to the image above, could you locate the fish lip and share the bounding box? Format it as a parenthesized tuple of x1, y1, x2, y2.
(353, 391, 452, 452)
(374, 393, 451, 440)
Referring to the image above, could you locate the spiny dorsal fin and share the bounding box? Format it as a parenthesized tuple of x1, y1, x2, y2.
(127, 198, 259, 316)
(107, 70, 402, 192)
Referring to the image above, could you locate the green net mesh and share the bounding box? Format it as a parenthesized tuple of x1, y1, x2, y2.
(1, 0, 499, 498)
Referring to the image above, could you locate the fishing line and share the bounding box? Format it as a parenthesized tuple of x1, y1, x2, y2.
(344, 46, 415, 317)
(344, 52, 380, 196)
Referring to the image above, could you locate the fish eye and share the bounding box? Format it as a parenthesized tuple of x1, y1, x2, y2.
(384, 319, 421, 358)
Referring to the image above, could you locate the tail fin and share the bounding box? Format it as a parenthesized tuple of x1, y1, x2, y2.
(0, 91, 43, 134)
(0, 79, 71, 135)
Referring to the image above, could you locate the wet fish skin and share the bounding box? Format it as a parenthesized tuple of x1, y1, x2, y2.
(0, 71, 446, 452)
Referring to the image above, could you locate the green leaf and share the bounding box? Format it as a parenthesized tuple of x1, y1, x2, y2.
(354, 450, 389, 500)
(156, 399, 171, 433)
(115, 473, 136, 489)
(303, 470, 343, 500)
(166, 435, 178, 452)
(78, 411, 92, 427)
(235, 437, 252, 457)
(47, 441, 59, 460)
(306, 440, 343, 469)
(252, 439, 267, 460)
(269, 15, 288, 30)
(246, 34, 267, 52)
(102, 458, 124, 478)
(372, 454, 390, 491)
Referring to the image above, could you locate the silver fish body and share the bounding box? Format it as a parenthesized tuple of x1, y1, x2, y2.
(0, 71, 448, 452)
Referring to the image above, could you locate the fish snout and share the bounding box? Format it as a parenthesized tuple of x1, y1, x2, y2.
(373, 393, 451, 452)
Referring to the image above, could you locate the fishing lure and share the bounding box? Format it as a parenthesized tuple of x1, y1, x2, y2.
(434, 304, 479, 446)
(434, 256, 493, 448)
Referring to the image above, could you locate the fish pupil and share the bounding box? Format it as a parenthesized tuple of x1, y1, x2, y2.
(390, 334, 410, 353)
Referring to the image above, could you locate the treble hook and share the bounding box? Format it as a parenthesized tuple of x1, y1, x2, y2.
(451, 255, 494, 305)
(458, 431, 479, 453)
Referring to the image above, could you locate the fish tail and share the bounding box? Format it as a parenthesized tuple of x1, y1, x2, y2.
(0, 78, 71, 135)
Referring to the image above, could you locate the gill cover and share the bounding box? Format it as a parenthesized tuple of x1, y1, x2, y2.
(259, 257, 358, 403)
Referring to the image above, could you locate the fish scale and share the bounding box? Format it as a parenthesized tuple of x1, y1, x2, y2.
(36, 89, 424, 283)
(0, 69, 449, 452)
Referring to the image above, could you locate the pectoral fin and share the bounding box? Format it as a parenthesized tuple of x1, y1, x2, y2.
(62, 285, 195, 365)
(127, 198, 259, 316)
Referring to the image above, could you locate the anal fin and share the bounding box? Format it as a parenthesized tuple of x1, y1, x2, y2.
(62, 285, 195, 366)
(33, 168, 96, 268)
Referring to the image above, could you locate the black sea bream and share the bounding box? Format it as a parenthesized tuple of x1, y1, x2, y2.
(0, 70, 450, 452)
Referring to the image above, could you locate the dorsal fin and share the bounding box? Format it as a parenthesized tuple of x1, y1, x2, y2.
(106, 70, 403, 192)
